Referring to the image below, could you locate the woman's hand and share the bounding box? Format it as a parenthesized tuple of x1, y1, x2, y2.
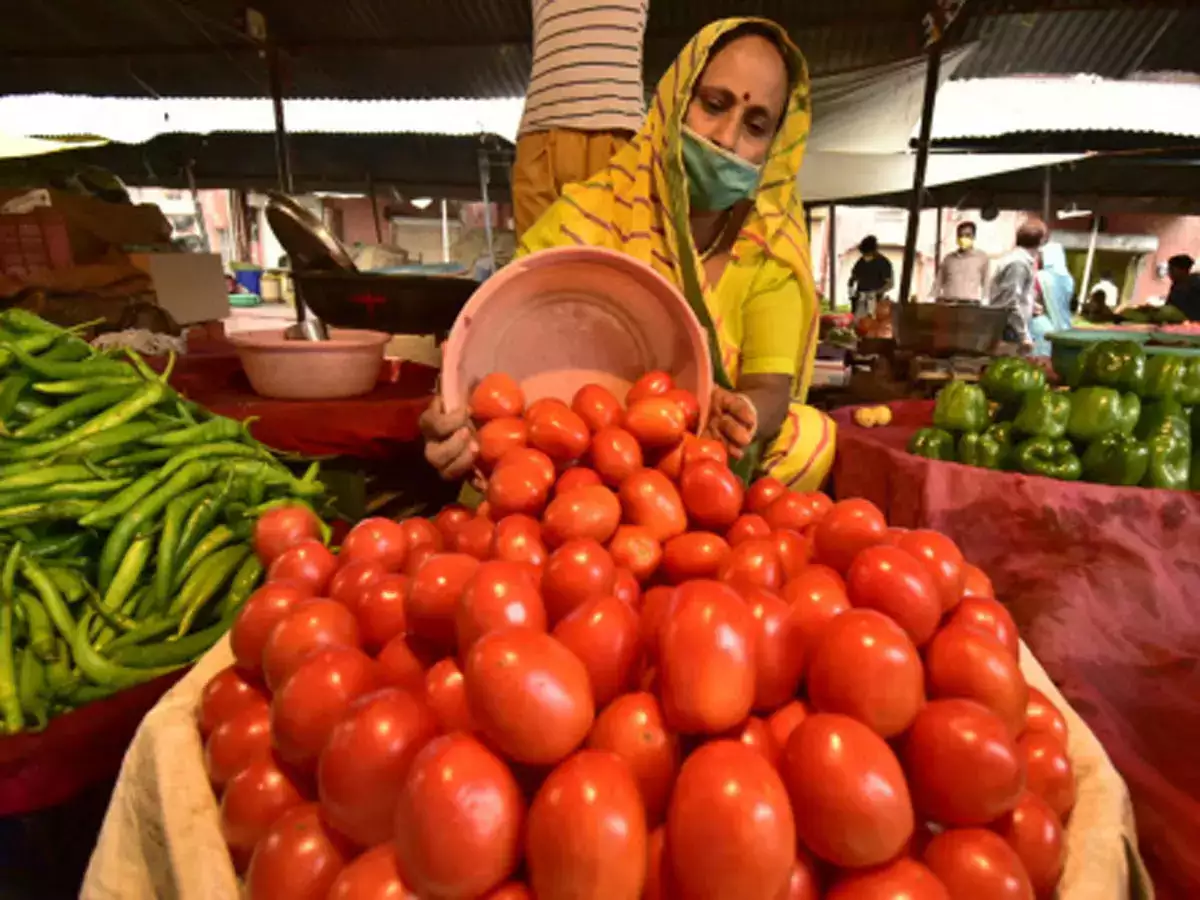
(704, 387, 758, 459)
(419, 398, 478, 481)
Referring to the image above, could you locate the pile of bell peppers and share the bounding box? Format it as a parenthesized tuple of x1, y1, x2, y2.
(908, 343, 1200, 490)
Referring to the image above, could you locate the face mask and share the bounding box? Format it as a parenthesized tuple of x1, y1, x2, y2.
(957, 236, 974, 250)
(681, 125, 762, 212)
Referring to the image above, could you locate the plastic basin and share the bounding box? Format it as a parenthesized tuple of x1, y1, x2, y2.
(441, 246, 713, 425)
(230, 328, 388, 400)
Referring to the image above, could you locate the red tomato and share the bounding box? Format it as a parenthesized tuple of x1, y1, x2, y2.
(465, 627, 595, 765)
(483, 885, 533, 900)
(803, 491, 835, 523)
(643, 828, 672, 900)
(923, 829, 1034, 900)
(729, 716, 780, 769)
(268, 539, 338, 594)
(659, 580, 756, 734)
(806, 609, 925, 738)
(950, 596, 1020, 659)
(541, 484, 621, 547)
(572, 383, 623, 433)
(490, 514, 548, 567)
(434, 506, 474, 546)
(780, 714, 914, 868)
(993, 791, 1064, 898)
(678, 460, 744, 531)
(926, 625, 1028, 737)
(662, 388, 701, 431)
(205, 702, 272, 788)
(651, 438, 687, 481)
(405, 553, 481, 650)
(246, 803, 353, 900)
(638, 586, 678, 661)
(624, 398, 687, 448)
(590, 427, 644, 487)
(261, 599, 361, 692)
(254, 505, 323, 566)
(478, 417, 528, 471)
(778, 852, 822, 900)
(198, 666, 268, 739)
(403, 544, 438, 578)
(812, 499, 888, 574)
(612, 567, 640, 608)
(846, 545, 942, 647)
(961, 563, 996, 601)
(456, 560, 547, 652)
(340, 517, 409, 573)
(719, 537, 783, 592)
(627, 370, 674, 404)
(526, 750, 648, 900)
(470, 373, 525, 421)
(541, 539, 616, 624)
(827, 858, 950, 900)
(552, 595, 640, 707)
(554, 467, 602, 495)
(495, 447, 556, 489)
(782, 564, 851, 659)
(394, 734, 524, 898)
(1023, 687, 1068, 747)
(773, 528, 812, 579)
(767, 700, 810, 752)
(318, 688, 439, 847)
(424, 657, 474, 732)
(744, 477, 787, 515)
(271, 647, 379, 768)
(682, 436, 728, 470)
(327, 844, 412, 900)
(231, 583, 308, 678)
(219, 754, 306, 856)
(763, 492, 819, 532)
(587, 692, 679, 826)
(619, 469, 687, 542)
(1019, 732, 1076, 821)
(745, 588, 805, 712)
(488, 461, 551, 519)
(727, 513, 772, 547)
(377, 633, 426, 693)
(660, 531, 730, 583)
(528, 406, 591, 463)
(328, 560, 386, 616)
(902, 699, 1024, 826)
(608, 525, 662, 583)
(347, 573, 404, 650)
(667, 741, 795, 900)
(895, 530, 966, 613)
(397, 517, 443, 556)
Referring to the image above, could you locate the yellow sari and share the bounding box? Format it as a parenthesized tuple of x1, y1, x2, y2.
(518, 17, 836, 490)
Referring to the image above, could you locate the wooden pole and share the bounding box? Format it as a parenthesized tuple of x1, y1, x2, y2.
(899, 43, 942, 305)
(1042, 167, 1053, 224)
(366, 173, 384, 244)
(828, 204, 838, 310)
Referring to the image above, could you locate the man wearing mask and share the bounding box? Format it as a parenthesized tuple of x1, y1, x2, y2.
(512, 0, 648, 238)
(936, 221, 989, 302)
(988, 217, 1048, 353)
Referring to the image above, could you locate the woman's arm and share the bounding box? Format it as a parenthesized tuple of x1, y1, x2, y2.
(738, 374, 792, 440)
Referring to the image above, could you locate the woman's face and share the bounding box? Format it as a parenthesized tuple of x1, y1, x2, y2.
(685, 34, 789, 166)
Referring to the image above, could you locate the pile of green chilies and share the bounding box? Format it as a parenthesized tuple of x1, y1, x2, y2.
(0, 309, 325, 735)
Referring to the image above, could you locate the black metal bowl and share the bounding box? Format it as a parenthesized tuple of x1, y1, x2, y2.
(295, 271, 477, 336)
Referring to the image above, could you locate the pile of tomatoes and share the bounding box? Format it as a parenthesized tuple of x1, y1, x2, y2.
(197, 371, 1077, 900)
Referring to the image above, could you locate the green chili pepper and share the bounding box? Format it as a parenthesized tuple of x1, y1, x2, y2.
(144, 417, 245, 447)
(12, 386, 138, 439)
(0, 478, 132, 510)
(176, 476, 236, 565)
(17, 648, 48, 731)
(44, 566, 87, 605)
(1, 309, 74, 334)
(43, 641, 76, 696)
(98, 448, 176, 469)
(0, 500, 99, 529)
(0, 464, 100, 494)
(219, 553, 264, 618)
(33, 376, 144, 395)
(12, 398, 52, 421)
(0, 375, 30, 429)
(1, 341, 130, 381)
(27, 532, 91, 561)
(14, 590, 56, 660)
(219, 459, 325, 496)
(173, 543, 252, 637)
(173, 524, 236, 595)
(84, 583, 137, 634)
(70, 610, 182, 689)
(103, 615, 181, 656)
(111, 614, 232, 668)
(102, 533, 153, 615)
(0, 603, 23, 733)
(17, 554, 76, 643)
(154, 484, 219, 612)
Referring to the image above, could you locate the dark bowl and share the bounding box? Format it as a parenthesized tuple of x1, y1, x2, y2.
(296, 271, 477, 336)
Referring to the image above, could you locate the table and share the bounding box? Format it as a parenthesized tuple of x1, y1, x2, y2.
(832, 400, 1200, 900)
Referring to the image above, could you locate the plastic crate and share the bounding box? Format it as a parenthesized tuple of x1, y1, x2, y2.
(0, 209, 73, 278)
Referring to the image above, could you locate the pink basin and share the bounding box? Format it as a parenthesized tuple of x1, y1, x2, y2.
(231, 327, 389, 400)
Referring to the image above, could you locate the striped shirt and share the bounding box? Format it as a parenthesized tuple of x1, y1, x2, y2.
(518, 0, 648, 136)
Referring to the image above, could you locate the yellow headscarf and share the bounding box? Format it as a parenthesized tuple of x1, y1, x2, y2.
(518, 17, 816, 395)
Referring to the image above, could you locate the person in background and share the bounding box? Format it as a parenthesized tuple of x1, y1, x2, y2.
(1087, 270, 1119, 310)
(988, 217, 1047, 353)
(936, 221, 989, 302)
(1029, 242, 1074, 356)
(512, 0, 648, 238)
(1165, 254, 1200, 321)
(848, 236, 893, 316)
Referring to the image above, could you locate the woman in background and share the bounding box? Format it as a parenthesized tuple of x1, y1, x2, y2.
(1030, 242, 1074, 357)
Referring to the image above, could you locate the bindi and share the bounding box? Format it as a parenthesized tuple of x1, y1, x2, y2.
(742, 92, 751, 102)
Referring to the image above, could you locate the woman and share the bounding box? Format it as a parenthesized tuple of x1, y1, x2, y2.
(422, 18, 835, 490)
(1029, 242, 1074, 357)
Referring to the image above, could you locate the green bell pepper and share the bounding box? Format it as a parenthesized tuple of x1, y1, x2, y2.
(1134, 399, 1190, 443)
(1144, 431, 1191, 491)
(1081, 433, 1150, 486)
(932, 381, 989, 434)
(958, 431, 1008, 470)
(1014, 388, 1072, 439)
(1179, 357, 1200, 407)
(1066, 387, 1140, 443)
(1140, 355, 1184, 401)
(1014, 436, 1083, 481)
(1079, 341, 1146, 394)
(980, 357, 1047, 405)
(908, 427, 956, 461)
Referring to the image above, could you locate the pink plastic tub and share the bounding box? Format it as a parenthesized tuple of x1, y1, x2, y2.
(441, 247, 713, 425)
(230, 328, 389, 400)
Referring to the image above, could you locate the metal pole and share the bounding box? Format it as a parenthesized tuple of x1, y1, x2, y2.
(478, 149, 496, 270)
(185, 160, 211, 252)
(441, 199, 451, 263)
(828, 204, 838, 310)
(934, 206, 944, 270)
(267, 43, 293, 193)
(366, 173, 384, 244)
(1080, 215, 1101, 309)
(1042, 167, 1052, 224)
(899, 43, 942, 305)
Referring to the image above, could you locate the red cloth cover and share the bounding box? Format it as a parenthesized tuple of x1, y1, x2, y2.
(832, 400, 1200, 900)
